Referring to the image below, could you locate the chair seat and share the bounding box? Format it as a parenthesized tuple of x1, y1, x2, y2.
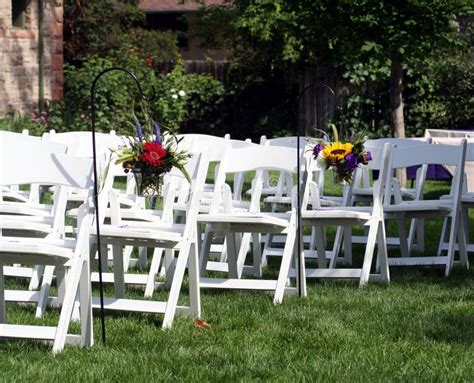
(95, 223, 184, 244)
(68, 207, 163, 222)
(0, 220, 53, 234)
(0, 201, 51, 216)
(197, 212, 291, 233)
(384, 200, 452, 218)
(440, 192, 474, 206)
(302, 207, 372, 224)
(0, 236, 75, 265)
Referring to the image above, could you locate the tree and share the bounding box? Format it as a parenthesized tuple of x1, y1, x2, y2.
(196, 0, 472, 183)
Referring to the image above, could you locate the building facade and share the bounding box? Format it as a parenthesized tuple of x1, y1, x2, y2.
(0, 0, 63, 115)
(139, 0, 226, 61)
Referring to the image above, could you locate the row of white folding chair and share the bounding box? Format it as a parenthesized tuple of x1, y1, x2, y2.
(1, 133, 211, 351)
(0, 134, 95, 353)
(2, 131, 144, 316)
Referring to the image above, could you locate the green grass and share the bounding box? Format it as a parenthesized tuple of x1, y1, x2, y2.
(2, 178, 474, 381)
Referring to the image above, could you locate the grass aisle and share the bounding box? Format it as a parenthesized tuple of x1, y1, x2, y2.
(1, 266, 474, 381)
(1, 179, 473, 381)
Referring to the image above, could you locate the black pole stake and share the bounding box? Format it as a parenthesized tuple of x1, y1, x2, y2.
(90, 67, 155, 344)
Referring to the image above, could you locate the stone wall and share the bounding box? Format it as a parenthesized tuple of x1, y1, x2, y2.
(0, 0, 63, 115)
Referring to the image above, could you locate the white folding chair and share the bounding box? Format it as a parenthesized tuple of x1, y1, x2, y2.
(438, 141, 474, 256)
(90, 150, 210, 328)
(197, 145, 306, 303)
(301, 142, 393, 285)
(384, 139, 468, 276)
(0, 132, 69, 289)
(351, 137, 432, 255)
(0, 136, 95, 353)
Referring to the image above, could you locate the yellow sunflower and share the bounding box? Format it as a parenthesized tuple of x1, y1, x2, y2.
(322, 142, 353, 162)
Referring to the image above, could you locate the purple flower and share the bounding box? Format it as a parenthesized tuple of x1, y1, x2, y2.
(345, 153, 359, 171)
(313, 143, 324, 158)
(152, 121, 161, 143)
(134, 116, 143, 142)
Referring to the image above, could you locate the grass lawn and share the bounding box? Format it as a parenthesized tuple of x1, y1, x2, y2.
(1, 179, 474, 381)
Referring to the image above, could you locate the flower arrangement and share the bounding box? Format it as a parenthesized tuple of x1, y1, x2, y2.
(312, 125, 372, 184)
(111, 107, 190, 196)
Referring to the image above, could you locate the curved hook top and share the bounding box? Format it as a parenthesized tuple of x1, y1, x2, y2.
(90, 67, 156, 106)
(296, 81, 336, 105)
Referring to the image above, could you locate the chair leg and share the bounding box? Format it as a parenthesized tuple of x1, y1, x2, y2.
(199, 226, 213, 275)
(122, 245, 133, 272)
(251, 233, 262, 277)
(273, 220, 297, 304)
(136, 247, 148, 269)
(225, 232, 239, 279)
(164, 249, 175, 289)
(188, 238, 201, 318)
(297, 226, 307, 297)
(445, 214, 459, 277)
(376, 221, 390, 283)
(144, 248, 164, 297)
(407, 218, 417, 252)
(0, 265, 5, 323)
(79, 258, 93, 348)
(314, 226, 327, 269)
(329, 226, 344, 268)
(359, 219, 380, 286)
(162, 240, 192, 329)
(236, 232, 252, 277)
(112, 245, 125, 299)
(437, 217, 449, 256)
(35, 265, 55, 318)
(52, 257, 84, 354)
(28, 265, 43, 291)
(456, 211, 469, 268)
(396, 219, 409, 258)
(342, 226, 352, 265)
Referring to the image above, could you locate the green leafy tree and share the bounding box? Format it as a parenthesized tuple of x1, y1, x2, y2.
(64, 0, 179, 65)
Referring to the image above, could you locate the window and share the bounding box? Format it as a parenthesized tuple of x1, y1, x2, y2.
(145, 12, 189, 50)
(12, 0, 27, 28)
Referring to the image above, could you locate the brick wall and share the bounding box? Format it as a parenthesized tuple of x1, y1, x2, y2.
(0, 0, 63, 115)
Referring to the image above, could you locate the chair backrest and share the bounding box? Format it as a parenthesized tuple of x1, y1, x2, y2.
(389, 139, 467, 207)
(1, 134, 95, 237)
(307, 142, 393, 212)
(210, 145, 302, 213)
(43, 130, 124, 157)
(1, 135, 93, 189)
(265, 136, 314, 149)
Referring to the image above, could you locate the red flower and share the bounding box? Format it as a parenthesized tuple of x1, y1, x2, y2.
(147, 55, 153, 66)
(141, 142, 167, 167)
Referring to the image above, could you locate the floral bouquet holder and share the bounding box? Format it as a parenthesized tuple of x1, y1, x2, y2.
(311, 125, 372, 185)
(111, 108, 190, 197)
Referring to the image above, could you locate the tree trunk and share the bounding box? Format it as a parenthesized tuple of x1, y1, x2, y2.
(390, 51, 406, 187)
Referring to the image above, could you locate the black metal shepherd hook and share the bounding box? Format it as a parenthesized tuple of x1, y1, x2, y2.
(90, 67, 155, 344)
(295, 82, 337, 297)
